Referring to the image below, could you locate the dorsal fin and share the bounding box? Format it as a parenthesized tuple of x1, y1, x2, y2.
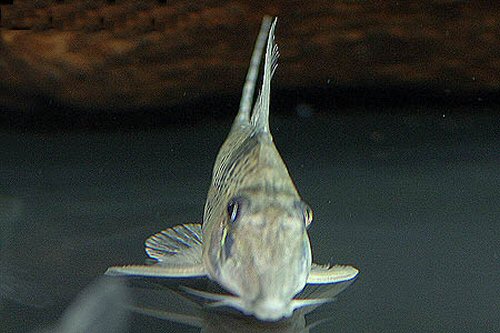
(233, 16, 273, 129)
(250, 17, 279, 133)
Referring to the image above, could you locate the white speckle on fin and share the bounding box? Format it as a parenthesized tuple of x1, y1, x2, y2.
(307, 263, 359, 284)
(145, 224, 203, 266)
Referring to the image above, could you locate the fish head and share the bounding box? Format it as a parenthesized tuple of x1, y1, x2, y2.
(216, 191, 313, 320)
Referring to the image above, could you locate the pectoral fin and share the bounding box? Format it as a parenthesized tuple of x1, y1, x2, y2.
(105, 263, 206, 278)
(105, 223, 207, 278)
(307, 263, 359, 284)
(145, 223, 203, 265)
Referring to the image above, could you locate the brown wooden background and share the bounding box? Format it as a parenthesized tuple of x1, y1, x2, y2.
(0, 0, 499, 112)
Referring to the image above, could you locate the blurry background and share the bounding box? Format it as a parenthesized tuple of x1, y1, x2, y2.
(0, 1, 499, 333)
(0, 0, 499, 126)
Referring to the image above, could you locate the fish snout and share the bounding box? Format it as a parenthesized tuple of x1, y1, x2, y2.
(252, 297, 292, 321)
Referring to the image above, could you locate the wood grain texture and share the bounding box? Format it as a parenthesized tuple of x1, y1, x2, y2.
(0, 0, 499, 111)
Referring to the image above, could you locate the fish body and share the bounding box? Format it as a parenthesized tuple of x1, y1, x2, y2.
(202, 126, 311, 319)
(106, 17, 359, 321)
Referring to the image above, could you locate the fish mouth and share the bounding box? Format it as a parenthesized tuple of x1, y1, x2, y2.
(251, 298, 292, 321)
(181, 286, 332, 322)
(252, 297, 333, 321)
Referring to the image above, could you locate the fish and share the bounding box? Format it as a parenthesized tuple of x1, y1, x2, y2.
(106, 16, 359, 321)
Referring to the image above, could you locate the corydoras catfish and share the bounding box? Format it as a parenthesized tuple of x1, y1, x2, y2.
(106, 17, 359, 321)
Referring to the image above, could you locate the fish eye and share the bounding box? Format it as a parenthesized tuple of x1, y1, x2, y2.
(304, 204, 313, 227)
(296, 201, 313, 227)
(227, 197, 242, 223)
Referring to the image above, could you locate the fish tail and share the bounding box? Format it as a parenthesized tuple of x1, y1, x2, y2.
(250, 17, 279, 134)
(234, 16, 273, 128)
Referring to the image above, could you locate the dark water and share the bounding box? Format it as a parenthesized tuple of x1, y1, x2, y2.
(0, 109, 498, 332)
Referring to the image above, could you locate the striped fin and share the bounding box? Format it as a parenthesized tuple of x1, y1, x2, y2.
(307, 263, 359, 284)
(105, 264, 206, 278)
(250, 17, 279, 133)
(145, 224, 203, 266)
(234, 16, 273, 127)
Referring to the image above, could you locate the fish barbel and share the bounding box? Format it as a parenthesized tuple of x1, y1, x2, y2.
(106, 16, 359, 321)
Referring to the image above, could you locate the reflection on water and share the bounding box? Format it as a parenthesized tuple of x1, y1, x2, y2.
(125, 278, 355, 332)
(0, 196, 53, 309)
(35, 278, 130, 333)
(22, 275, 354, 333)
